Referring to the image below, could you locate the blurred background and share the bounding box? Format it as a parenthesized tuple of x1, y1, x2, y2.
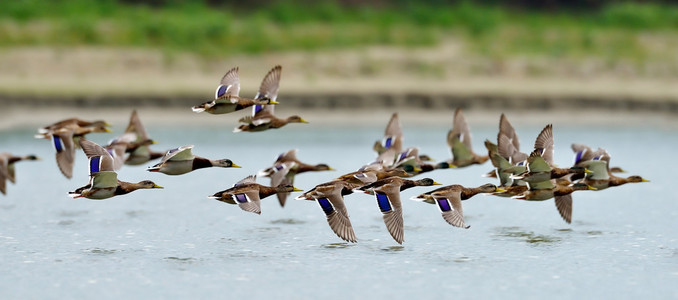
(1, 0, 678, 114)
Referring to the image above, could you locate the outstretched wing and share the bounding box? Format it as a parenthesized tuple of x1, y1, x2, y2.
(161, 145, 195, 163)
(252, 65, 282, 116)
(315, 187, 357, 243)
(432, 190, 469, 229)
(499, 113, 521, 152)
(533, 124, 554, 166)
(80, 139, 115, 173)
(450, 108, 473, 150)
(374, 189, 404, 244)
(125, 110, 148, 141)
(53, 130, 76, 179)
(215, 67, 241, 102)
(554, 194, 573, 224)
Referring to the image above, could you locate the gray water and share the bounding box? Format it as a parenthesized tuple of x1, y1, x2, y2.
(1, 110, 677, 299)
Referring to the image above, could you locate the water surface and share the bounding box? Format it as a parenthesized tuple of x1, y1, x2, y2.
(1, 110, 676, 299)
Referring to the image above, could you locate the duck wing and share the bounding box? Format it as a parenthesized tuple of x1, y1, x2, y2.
(554, 194, 573, 224)
(0, 156, 7, 194)
(125, 110, 149, 141)
(432, 189, 469, 229)
(90, 171, 119, 189)
(161, 145, 195, 163)
(533, 124, 554, 166)
(373, 185, 404, 244)
(252, 65, 282, 116)
(315, 184, 357, 243)
(53, 130, 76, 179)
(214, 67, 240, 103)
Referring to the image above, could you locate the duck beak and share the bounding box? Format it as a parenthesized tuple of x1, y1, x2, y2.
(641, 179, 650, 182)
(413, 167, 423, 173)
(231, 163, 242, 168)
(328, 167, 336, 171)
(104, 128, 113, 133)
(495, 187, 506, 192)
(587, 185, 597, 191)
(269, 100, 280, 105)
(292, 187, 303, 192)
(584, 168, 593, 174)
(432, 181, 443, 185)
(153, 184, 164, 189)
(299, 118, 309, 123)
(104, 122, 113, 127)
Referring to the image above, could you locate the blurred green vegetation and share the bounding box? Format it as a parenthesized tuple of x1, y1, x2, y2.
(1, 0, 677, 60)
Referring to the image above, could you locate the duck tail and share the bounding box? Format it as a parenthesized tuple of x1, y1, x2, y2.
(191, 105, 206, 113)
(232, 126, 244, 133)
(68, 193, 84, 199)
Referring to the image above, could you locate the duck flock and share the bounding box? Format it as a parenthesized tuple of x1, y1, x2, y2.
(1, 65, 648, 244)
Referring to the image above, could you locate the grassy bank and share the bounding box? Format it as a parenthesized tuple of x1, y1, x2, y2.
(1, 1, 678, 61)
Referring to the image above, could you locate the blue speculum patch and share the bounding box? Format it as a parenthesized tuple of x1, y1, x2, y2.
(376, 193, 392, 212)
(216, 85, 228, 98)
(398, 152, 408, 162)
(275, 165, 284, 171)
(53, 136, 62, 152)
(384, 137, 392, 148)
(317, 198, 334, 215)
(575, 151, 584, 164)
(90, 156, 100, 173)
(437, 198, 452, 212)
(235, 194, 248, 203)
(254, 105, 264, 114)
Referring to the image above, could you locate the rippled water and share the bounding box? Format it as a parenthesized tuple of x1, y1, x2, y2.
(1, 110, 677, 299)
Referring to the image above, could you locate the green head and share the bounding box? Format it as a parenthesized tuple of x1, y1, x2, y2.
(215, 159, 241, 168)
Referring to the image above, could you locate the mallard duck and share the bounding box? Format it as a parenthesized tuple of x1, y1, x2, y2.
(208, 175, 301, 215)
(357, 177, 441, 244)
(412, 183, 503, 203)
(576, 150, 648, 190)
(373, 113, 403, 164)
(233, 66, 309, 132)
(42, 123, 111, 179)
(35, 118, 111, 139)
(123, 110, 165, 165)
(0, 153, 40, 195)
(417, 186, 474, 229)
(570, 144, 626, 181)
(296, 180, 358, 243)
(510, 125, 588, 184)
(258, 149, 334, 207)
(68, 139, 163, 199)
(443, 108, 489, 168)
(192, 66, 280, 114)
(147, 145, 240, 175)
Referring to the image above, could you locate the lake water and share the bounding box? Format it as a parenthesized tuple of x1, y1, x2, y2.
(1, 108, 677, 299)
